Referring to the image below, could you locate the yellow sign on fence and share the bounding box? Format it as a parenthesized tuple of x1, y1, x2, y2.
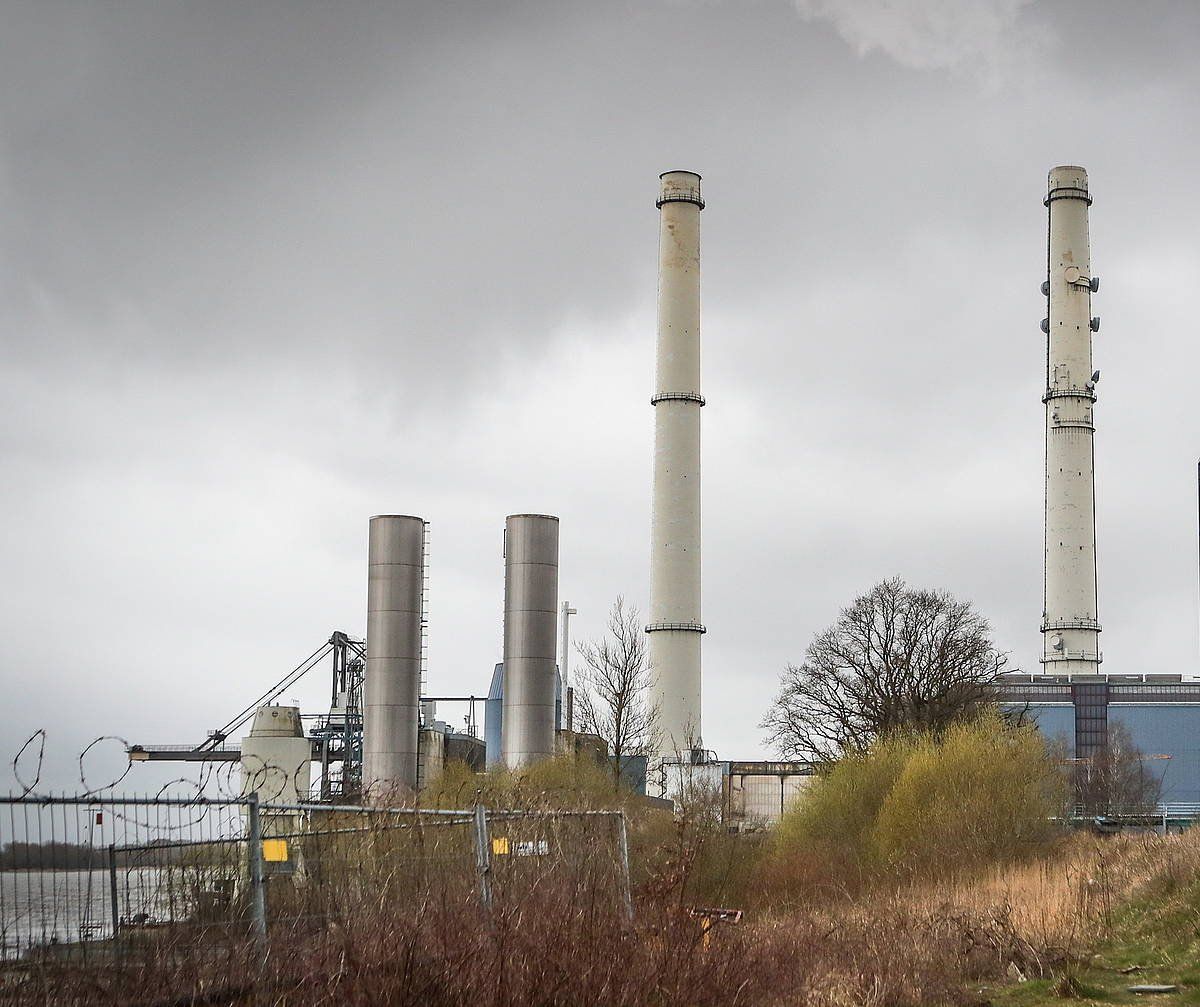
(491, 836, 510, 856)
(262, 839, 289, 863)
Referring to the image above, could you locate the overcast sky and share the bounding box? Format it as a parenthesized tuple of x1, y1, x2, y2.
(3, 0, 1198, 794)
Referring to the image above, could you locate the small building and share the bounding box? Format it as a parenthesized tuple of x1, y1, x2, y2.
(240, 705, 311, 810)
(416, 723, 486, 789)
(722, 761, 816, 830)
(649, 755, 816, 828)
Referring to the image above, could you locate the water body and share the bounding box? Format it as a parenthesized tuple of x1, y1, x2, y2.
(0, 867, 205, 960)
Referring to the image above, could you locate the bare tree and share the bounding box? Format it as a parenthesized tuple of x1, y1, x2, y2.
(574, 597, 660, 788)
(761, 577, 1008, 761)
(1075, 722, 1165, 816)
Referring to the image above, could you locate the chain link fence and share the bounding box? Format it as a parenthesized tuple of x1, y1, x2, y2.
(0, 794, 631, 969)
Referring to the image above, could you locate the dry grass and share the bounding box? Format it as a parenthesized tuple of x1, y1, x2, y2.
(4, 816, 1198, 1006)
(904, 830, 1200, 955)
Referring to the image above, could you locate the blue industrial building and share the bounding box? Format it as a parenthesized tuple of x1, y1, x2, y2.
(483, 663, 650, 791)
(484, 663, 563, 767)
(999, 673, 1200, 808)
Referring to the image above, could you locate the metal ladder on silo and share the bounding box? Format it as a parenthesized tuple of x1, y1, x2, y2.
(421, 520, 430, 703)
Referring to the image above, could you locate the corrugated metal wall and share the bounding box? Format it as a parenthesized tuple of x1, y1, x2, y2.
(1010, 701, 1200, 803)
(725, 772, 812, 826)
(1110, 705, 1200, 803)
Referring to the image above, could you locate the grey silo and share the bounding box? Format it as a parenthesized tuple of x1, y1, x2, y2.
(363, 514, 425, 794)
(500, 514, 560, 767)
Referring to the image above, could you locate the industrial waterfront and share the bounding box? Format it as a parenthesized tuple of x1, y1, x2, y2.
(3, 3, 1199, 1004)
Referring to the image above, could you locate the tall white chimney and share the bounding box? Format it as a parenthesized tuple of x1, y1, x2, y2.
(363, 514, 425, 794)
(1042, 166, 1102, 673)
(648, 171, 705, 757)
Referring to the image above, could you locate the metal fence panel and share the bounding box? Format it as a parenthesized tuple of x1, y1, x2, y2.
(0, 793, 630, 974)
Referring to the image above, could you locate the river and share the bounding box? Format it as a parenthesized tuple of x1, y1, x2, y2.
(0, 867, 205, 960)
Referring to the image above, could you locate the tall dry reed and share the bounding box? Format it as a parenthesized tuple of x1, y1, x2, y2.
(5, 826, 1197, 1005)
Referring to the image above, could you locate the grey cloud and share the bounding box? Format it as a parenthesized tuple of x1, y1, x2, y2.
(789, 0, 1043, 78)
(2, 0, 1199, 784)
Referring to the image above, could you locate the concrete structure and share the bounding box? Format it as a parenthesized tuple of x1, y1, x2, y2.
(240, 705, 312, 807)
(649, 170, 706, 758)
(363, 515, 425, 794)
(659, 756, 723, 806)
(417, 726, 445, 790)
(240, 705, 311, 873)
(1042, 167, 1103, 673)
(723, 762, 816, 830)
(415, 722, 487, 785)
(444, 731, 486, 772)
(501, 514, 560, 767)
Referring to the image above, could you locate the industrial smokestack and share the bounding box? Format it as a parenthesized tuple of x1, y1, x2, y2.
(648, 170, 705, 757)
(364, 514, 425, 794)
(1042, 166, 1102, 673)
(501, 514, 560, 768)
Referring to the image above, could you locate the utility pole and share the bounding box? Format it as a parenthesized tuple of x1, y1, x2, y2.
(560, 601, 577, 729)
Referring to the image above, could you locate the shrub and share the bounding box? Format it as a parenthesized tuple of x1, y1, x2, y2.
(771, 711, 1067, 889)
(874, 712, 1066, 877)
(878, 710, 1065, 878)
(770, 735, 910, 891)
(419, 754, 634, 812)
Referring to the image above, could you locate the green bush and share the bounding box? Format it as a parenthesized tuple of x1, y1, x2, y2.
(773, 736, 909, 886)
(874, 713, 1065, 877)
(419, 753, 635, 812)
(772, 711, 1067, 888)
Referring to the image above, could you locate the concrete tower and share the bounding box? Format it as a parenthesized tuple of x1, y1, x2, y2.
(1042, 166, 1102, 673)
(648, 171, 705, 756)
(501, 514, 560, 767)
(364, 514, 425, 794)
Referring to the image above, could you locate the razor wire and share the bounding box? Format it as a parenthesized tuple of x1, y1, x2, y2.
(0, 792, 632, 969)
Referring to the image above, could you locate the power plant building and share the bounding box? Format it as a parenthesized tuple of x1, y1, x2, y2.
(1000, 675, 1200, 808)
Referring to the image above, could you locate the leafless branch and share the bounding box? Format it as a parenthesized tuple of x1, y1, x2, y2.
(761, 577, 1011, 760)
(573, 596, 660, 787)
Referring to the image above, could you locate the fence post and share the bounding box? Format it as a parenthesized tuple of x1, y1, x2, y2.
(108, 843, 120, 951)
(246, 792, 268, 947)
(616, 811, 634, 924)
(473, 803, 493, 912)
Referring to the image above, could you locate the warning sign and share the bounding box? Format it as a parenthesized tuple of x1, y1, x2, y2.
(262, 839, 288, 863)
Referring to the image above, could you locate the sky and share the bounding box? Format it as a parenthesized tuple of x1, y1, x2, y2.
(2, 0, 1198, 794)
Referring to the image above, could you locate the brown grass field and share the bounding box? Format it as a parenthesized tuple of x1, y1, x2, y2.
(3, 818, 1198, 1006)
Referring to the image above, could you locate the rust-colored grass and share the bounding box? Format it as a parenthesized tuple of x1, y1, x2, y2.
(3, 827, 1197, 1006)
